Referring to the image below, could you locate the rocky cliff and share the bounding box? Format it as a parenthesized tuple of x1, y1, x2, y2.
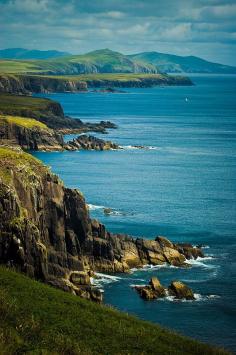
(0, 115, 64, 151)
(0, 74, 87, 95)
(0, 74, 192, 95)
(0, 147, 203, 301)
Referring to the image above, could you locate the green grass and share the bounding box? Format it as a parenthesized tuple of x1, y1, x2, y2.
(0, 60, 42, 74)
(38, 73, 168, 81)
(0, 267, 230, 355)
(0, 49, 157, 75)
(0, 92, 55, 115)
(0, 146, 48, 185)
(0, 114, 48, 129)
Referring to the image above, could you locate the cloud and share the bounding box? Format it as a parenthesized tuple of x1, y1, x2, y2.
(0, 0, 235, 65)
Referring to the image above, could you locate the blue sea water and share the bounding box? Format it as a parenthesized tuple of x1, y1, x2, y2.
(34, 75, 236, 351)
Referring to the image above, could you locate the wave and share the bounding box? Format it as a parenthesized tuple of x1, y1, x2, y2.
(159, 293, 220, 303)
(91, 272, 122, 288)
(185, 256, 216, 269)
(121, 145, 159, 151)
(87, 203, 105, 211)
(87, 204, 126, 216)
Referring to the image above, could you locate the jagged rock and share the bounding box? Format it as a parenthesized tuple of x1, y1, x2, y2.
(70, 271, 91, 286)
(156, 236, 174, 248)
(137, 286, 157, 300)
(0, 74, 193, 96)
(65, 134, 120, 151)
(135, 277, 165, 300)
(0, 147, 203, 302)
(162, 246, 186, 265)
(168, 281, 195, 300)
(175, 243, 204, 259)
(0, 116, 64, 151)
(149, 277, 165, 296)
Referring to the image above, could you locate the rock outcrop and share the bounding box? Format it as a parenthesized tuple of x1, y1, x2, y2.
(168, 281, 195, 300)
(0, 74, 193, 96)
(0, 93, 118, 134)
(65, 135, 120, 151)
(0, 115, 64, 151)
(0, 147, 203, 301)
(135, 278, 195, 301)
(135, 277, 166, 300)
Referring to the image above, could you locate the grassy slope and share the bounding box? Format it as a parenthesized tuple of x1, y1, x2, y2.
(38, 73, 168, 81)
(0, 114, 48, 129)
(0, 93, 56, 115)
(129, 52, 236, 73)
(0, 146, 48, 185)
(0, 60, 43, 74)
(0, 49, 157, 75)
(0, 267, 229, 355)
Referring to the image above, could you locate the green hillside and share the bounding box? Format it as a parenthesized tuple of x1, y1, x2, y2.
(0, 49, 158, 75)
(0, 48, 70, 60)
(0, 267, 229, 354)
(129, 52, 236, 74)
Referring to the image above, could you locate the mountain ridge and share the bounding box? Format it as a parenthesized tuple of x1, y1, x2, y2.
(128, 51, 236, 73)
(1, 48, 235, 74)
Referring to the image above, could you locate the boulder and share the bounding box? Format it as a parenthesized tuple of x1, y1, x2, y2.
(136, 286, 157, 300)
(149, 277, 166, 297)
(156, 236, 174, 248)
(175, 243, 204, 260)
(168, 281, 195, 300)
(135, 277, 165, 300)
(70, 271, 91, 286)
(163, 247, 186, 265)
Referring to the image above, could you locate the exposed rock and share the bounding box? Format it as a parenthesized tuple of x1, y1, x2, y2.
(168, 281, 195, 300)
(135, 278, 195, 301)
(65, 134, 120, 151)
(0, 147, 203, 302)
(70, 271, 91, 286)
(149, 277, 166, 296)
(104, 208, 113, 215)
(0, 74, 193, 96)
(91, 87, 127, 93)
(0, 116, 64, 151)
(175, 243, 204, 260)
(135, 277, 165, 300)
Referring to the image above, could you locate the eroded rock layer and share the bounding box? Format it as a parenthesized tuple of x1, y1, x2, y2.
(0, 147, 203, 301)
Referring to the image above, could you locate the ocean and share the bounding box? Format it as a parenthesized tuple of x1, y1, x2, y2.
(34, 74, 236, 351)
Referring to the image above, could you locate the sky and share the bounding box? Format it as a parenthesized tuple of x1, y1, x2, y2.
(0, 0, 236, 66)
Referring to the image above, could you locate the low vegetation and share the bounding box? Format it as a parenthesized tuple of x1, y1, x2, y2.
(40, 72, 169, 81)
(0, 114, 48, 129)
(0, 146, 48, 185)
(0, 267, 230, 355)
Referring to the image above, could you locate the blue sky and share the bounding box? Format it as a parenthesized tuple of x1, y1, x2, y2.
(0, 0, 236, 65)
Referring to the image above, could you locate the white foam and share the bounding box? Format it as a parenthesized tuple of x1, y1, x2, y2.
(185, 256, 216, 269)
(87, 203, 105, 211)
(158, 293, 220, 303)
(121, 145, 159, 151)
(95, 272, 122, 281)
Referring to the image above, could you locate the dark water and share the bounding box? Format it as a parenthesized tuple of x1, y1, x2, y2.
(34, 75, 236, 351)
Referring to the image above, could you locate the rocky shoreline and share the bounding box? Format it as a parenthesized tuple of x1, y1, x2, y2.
(0, 73, 193, 95)
(0, 89, 206, 305)
(0, 145, 204, 303)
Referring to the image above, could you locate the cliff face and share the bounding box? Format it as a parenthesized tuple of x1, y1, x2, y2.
(0, 74, 88, 95)
(0, 117, 64, 151)
(0, 147, 203, 301)
(0, 74, 192, 96)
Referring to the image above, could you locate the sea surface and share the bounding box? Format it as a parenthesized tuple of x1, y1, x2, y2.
(34, 75, 236, 351)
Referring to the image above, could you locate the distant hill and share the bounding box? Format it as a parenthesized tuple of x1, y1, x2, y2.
(0, 48, 70, 60)
(1, 48, 235, 75)
(129, 52, 236, 74)
(0, 49, 158, 75)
